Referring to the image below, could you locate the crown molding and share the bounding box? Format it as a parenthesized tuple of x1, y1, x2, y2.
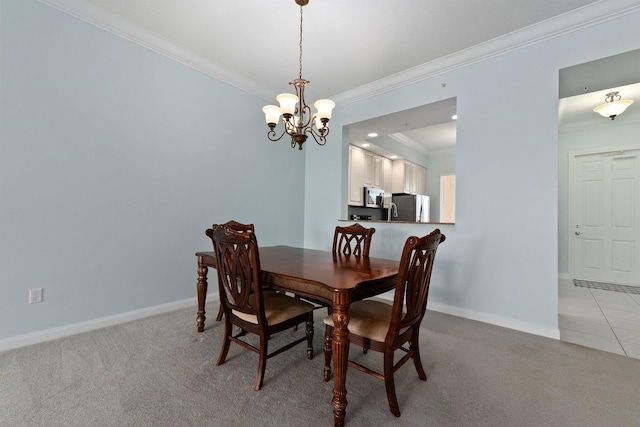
(38, 0, 640, 105)
(389, 133, 431, 156)
(333, 1, 640, 105)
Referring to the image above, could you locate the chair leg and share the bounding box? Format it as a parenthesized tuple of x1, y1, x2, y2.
(323, 325, 333, 382)
(215, 304, 223, 321)
(216, 318, 232, 366)
(254, 334, 268, 391)
(305, 314, 314, 360)
(410, 332, 427, 381)
(383, 351, 401, 417)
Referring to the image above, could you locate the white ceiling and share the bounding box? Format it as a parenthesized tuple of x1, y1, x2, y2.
(38, 0, 640, 157)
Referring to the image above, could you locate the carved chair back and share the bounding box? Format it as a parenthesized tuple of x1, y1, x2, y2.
(388, 228, 445, 342)
(332, 223, 376, 257)
(206, 220, 255, 322)
(210, 224, 266, 325)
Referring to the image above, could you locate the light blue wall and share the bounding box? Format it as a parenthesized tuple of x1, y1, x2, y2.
(0, 0, 305, 340)
(304, 10, 640, 333)
(558, 120, 640, 276)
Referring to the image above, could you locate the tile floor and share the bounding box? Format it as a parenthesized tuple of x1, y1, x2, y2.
(558, 278, 640, 359)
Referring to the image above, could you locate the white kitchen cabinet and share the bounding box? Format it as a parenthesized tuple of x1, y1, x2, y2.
(382, 157, 392, 207)
(392, 160, 426, 195)
(348, 145, 365, 206)
(348, 145, 390, 206)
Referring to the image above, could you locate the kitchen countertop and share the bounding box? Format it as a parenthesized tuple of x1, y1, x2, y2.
(338, 219, 454, 225)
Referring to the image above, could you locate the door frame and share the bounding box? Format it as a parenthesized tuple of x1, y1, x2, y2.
(568, 144, 640, 281)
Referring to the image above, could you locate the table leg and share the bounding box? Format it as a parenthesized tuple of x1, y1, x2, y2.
(196, 256, 208, 332)
(331, 291, 351, 427)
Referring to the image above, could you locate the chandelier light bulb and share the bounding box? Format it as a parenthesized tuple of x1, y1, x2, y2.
(262, 105, 282, 125)
(276, 93, 299, 116)
(313, 99, 335, 120)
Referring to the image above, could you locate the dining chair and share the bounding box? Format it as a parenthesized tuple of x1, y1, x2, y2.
(323, 228, 446, 416)
(205, 220, 255, 322)
(332, 223, 376, 257)
(208, 224, 314, 391)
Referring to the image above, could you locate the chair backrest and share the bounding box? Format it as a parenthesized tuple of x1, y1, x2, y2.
(205, 220, 254, 240)
(387, 229, 445, 341)
(332, 223, 376, 257)
(209, 224, 265, 323)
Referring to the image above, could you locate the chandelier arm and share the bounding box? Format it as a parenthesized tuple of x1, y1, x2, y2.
(297, 103, 312, 129)
(266, 127, 289, 142)
(305, 125, 328, 146)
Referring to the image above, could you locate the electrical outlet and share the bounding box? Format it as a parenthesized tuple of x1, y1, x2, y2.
(29, 288, 43, 304)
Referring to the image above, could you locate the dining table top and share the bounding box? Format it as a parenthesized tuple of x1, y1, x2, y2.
(196, 245, 400, 292)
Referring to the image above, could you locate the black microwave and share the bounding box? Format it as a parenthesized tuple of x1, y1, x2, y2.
(364, 187, 384, 208)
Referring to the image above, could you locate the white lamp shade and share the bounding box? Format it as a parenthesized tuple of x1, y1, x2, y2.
(262, 105, 281, 124)
(593, 99, 633, 118)
(276, 93, 299, 115)
(313, 115, 323, 129)
(313, 99, 335, 120)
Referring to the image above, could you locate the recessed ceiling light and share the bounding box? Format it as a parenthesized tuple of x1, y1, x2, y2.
(361, 143, 370, 147)
(452, 114, 457, 120)
(389, 155, 398, 159)
(367, 133, 378, 137)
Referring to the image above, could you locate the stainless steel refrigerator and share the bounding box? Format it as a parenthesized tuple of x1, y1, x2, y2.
(391, 194, 430, 222)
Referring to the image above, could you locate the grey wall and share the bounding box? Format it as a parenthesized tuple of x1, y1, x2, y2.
(303, 10, 640, 336)
(0, 0, 306, 341)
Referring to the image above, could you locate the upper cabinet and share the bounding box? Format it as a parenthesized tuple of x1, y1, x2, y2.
(348, 145, 366, 206)
(391, 160, 426, 195)
(348, 145, 393, 207)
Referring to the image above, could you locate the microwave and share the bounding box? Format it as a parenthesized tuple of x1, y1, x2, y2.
(364, 187, 384, 208)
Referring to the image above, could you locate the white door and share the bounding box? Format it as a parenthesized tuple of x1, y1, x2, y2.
(569, 146, 640, 285)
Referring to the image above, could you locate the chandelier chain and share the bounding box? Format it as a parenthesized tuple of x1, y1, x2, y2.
(298, 4, 303, 80)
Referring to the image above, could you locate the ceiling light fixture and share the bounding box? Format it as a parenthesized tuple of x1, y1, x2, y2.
(262, 0, 335, 150)
(593, 91, 633, 120)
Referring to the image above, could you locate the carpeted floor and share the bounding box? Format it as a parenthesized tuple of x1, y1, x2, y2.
(1, 303, 639, 427)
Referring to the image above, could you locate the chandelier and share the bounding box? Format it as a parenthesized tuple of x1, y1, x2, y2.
(262, 0, 335, 150)
(593, 91, 634, 120)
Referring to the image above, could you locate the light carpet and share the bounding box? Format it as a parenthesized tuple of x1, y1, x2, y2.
(1, 304, 639, 426)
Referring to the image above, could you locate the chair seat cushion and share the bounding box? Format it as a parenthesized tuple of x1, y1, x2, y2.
(323, 300, 407, 343)
(234, 291, 314, 326)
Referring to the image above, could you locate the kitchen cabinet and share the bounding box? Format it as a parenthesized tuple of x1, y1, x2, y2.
(365, 152, 384, 188)
(382, 157, 392, 207)
(348, 145, 366, 206)
(392, 160, 426, 195)
(348, 145, 391, 206)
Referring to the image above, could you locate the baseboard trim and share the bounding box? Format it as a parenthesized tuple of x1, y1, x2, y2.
(427, 302, 560, 340)
(0, 293, 220, 353)
(2, 293, 559, 353)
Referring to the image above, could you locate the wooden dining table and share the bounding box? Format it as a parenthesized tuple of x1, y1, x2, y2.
(195, 245, 399, 427)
